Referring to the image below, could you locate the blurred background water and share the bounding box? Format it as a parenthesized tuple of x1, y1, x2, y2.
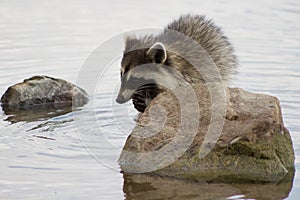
(0, 0, 299, 199)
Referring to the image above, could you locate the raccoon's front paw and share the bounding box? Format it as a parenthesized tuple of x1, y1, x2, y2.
(132, 94, 146, 112)
(132, 99, 146, 112)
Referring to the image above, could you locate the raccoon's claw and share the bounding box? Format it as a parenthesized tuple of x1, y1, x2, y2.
(134, 113, 142, 122)
(133, 100, 146, 112)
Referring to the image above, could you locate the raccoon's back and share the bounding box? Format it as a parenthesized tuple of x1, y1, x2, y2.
(165, 14, 238, 82)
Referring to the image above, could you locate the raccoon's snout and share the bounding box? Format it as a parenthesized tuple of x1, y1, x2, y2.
(116, 89, 133, 104)
(115, 95, 127, 104)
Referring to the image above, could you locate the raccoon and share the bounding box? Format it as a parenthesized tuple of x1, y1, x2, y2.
(116, 14, 238, 112)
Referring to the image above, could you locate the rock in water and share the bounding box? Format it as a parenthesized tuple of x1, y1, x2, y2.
(1, 75, 88, 111)
(119, 83, 295, 183)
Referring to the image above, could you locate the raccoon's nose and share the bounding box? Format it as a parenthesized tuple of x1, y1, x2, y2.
(115, 95, 126, 104)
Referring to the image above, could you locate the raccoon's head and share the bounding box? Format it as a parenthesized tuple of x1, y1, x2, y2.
(120, 41, 168, 78)
(115, 41, 168, 106)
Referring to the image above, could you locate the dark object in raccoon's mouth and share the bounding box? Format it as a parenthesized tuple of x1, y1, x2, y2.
(131, 84, 160, 113)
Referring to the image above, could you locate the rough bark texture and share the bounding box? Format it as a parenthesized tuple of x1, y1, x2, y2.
(1, 75, 88, 111)
(119, 83, 295, 183)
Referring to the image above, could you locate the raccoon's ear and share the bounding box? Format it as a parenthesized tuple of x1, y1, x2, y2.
(146, 42, 167, 64)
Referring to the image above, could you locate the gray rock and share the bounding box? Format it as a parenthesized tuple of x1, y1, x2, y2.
(1, 75, 88, 111)
(119, 83, 295, 183)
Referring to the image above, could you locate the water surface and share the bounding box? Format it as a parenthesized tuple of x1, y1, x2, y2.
(0, 0, 300, 199)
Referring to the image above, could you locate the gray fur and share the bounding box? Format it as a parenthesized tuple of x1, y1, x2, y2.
(117, 14, 238, 112)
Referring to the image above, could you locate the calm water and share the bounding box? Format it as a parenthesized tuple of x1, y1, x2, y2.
(0, 0, 300, 199)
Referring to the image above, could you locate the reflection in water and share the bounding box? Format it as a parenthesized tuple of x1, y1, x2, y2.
(27, 119, 74, 132)
(1, 103, 75, 123)
(123, 170, 295, 200)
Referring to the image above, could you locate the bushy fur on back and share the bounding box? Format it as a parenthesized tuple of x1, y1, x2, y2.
(166, 14, 237, 81)
(117, 14, 238, 112)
